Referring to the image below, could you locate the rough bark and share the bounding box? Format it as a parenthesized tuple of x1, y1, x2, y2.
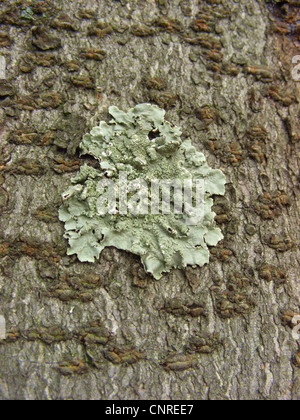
(0, 0, 299, 400)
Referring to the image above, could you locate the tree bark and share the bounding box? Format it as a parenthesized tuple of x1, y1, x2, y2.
(0, 0, 299, 400)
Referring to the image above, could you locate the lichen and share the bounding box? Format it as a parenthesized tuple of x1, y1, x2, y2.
(59, 103, 226, 279)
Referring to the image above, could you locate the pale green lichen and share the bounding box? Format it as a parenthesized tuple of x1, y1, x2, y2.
(59, 103, 226, 279)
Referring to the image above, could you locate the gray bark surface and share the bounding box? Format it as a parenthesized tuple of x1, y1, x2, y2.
(0, 0, 299, 400)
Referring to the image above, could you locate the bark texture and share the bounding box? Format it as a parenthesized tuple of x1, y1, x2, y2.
(0, 0, 300, 400)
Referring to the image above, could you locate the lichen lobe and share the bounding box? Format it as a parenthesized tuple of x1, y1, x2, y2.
(59, 103, 226, 279)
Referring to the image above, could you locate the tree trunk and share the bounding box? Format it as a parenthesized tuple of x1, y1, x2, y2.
(0, 0, 299, 400)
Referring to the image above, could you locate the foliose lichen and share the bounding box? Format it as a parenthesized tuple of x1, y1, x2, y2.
(59, 103, 226, 279)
